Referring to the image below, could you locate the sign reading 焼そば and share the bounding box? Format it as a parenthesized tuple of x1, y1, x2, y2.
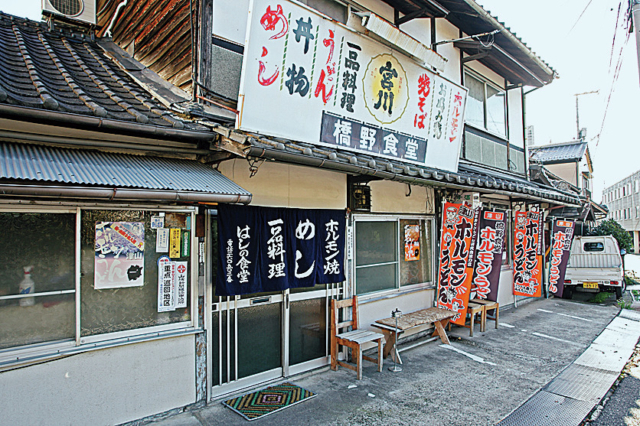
(237, 0, 467, 172)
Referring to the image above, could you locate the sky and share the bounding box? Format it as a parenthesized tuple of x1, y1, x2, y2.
(2, 1, 638, 203)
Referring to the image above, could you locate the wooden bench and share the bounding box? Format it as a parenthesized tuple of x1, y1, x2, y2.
(373, 307, 456, 363)
(471, 298, 499, 332)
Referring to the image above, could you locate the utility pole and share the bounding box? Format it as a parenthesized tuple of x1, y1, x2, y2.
(575, 90, 599, 140)
(632, 0, 640, 86)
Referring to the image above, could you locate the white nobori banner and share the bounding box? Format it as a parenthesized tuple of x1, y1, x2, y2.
(237, 0, 467, 172)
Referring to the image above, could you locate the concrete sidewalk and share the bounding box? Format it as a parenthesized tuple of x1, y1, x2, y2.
(144, 298, 639, 426)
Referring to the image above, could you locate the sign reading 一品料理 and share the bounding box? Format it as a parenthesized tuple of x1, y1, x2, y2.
(237, 0, 467, 172)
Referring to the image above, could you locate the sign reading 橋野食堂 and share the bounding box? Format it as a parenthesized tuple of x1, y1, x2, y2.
(437, 203, 478, 325)
(237, 0, 468, 172)
(217, 204, 346, 296)
(470, 210, 507, 302)
(513, 211, 543, 297)
(548, 219, 575, 298)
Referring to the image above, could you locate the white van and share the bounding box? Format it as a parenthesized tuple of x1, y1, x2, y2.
(563, 235, 625, 298)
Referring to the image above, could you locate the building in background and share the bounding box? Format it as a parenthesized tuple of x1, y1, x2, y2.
(603, 170, 640, 253)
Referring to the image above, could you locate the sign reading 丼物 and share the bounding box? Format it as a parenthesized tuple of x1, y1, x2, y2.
(237, 0, 467, 172)
(513, 211, 543, 297)
(470, 210, 506, 302)
(217, 204, 346, 296)
(437, 202, 478, 325)
(94, 222, 145, 289)
(548, 219, 575, 298)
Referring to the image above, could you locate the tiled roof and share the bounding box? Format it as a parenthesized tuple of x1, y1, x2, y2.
(0, 142, 251, 197)
(529, 141, 588, 164)
(0, 12, 207, 132)
(208, 126, 581, 205)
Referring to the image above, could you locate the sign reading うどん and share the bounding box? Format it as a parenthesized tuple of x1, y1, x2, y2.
(237, 0, 468, 172)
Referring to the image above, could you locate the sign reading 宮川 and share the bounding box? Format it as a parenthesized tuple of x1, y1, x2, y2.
(513, 211, 543, 297)
(238, 0, 467, 172)
(437, 203, 478, 325)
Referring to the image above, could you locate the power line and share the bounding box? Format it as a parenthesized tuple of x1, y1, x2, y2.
(569, 0, 595, 34)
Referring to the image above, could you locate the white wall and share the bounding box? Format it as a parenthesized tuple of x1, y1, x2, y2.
(370, 180, 434, 214)
(547, 163, 578, 186)
(1, 335, 196, 426)
(435, 19, 461, 83)
(508, 88, 524, 148)
(219, 159, 347, 209)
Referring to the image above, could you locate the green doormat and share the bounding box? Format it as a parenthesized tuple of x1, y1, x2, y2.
(222, 382, 317, 421)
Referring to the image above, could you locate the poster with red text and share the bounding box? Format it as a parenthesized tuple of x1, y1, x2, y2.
(548, 220, 575, 298)
(437, 202, 478, 325)
(513, 211, 543, 297)
(470, 210, 507, 302)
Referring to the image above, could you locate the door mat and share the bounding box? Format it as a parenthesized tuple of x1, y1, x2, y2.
(222, 382, 317, 421)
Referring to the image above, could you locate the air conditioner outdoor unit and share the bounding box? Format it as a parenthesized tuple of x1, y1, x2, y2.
(42, 0, 96, 25)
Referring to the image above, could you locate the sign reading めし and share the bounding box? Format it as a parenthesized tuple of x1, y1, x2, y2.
(238, 0, 467, 172)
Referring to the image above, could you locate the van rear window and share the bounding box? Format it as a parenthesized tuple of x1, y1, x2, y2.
(584, 242, 604, 252)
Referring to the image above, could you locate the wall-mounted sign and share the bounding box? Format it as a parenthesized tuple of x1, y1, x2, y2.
(157, 256, 175, 312)
(156, 228, 169, 253)
(238, 0, 467, 172)
(94, 222, 145, 289)
(169, 229, 181, 259)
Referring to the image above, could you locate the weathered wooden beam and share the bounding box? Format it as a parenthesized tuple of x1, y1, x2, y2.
(197, 0, 213, 95)
(461, 51, 491, 64)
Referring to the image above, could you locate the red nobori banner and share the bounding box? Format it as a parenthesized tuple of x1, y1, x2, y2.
(548, 219, 575, 298)
(437, 202, 478, 325)
(470, 210, 507, 302)
(513, 211, 543, 297)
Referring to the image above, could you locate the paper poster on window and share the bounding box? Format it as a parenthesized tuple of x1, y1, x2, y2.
(169, 228, 181, 259)
(174, 261, 188, 308)
(157, 256, 175, 312)
(437, 203, 479, 325)
(94, 222, 145, 289)
(513, 211, 543, 297)
(404, 224, 420, 261)
(548, 220, 575, 298)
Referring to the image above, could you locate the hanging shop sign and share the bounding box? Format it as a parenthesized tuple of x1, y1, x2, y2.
(237, 0, 467, 172)
(513, 211, 543, 297)
(437, 202, 479, 325)
(94, 222, 145, 289)
(548, 219, 575, 298)
(217, 204, 346, 296)
(470, 210, 507, 302)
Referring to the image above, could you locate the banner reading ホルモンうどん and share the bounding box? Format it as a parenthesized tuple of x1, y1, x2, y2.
(548, 219, 575, 298)
(217, 205, 346, 296)
(437, 202, 478, 325)
(470, 210, 507, 302)
(513, 211, 543, 297)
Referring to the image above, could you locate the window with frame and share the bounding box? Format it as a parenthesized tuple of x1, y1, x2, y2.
(464, 71, 506, 138)
(0, 207, 195, 354)
(354, 217, 433, 295)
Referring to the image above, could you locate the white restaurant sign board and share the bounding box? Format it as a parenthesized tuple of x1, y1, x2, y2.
(237, 0, 468, 172)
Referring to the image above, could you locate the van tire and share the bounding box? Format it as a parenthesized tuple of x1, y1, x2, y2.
(616, 281, 626, 299)
(562, 287, 573, 299)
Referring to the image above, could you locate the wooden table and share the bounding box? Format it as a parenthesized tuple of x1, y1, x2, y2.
(373, 307, 456, 363)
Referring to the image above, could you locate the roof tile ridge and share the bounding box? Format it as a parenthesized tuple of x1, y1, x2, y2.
(84, 42, 186, 129)
(11, 23, 59, 110)
(59, 36, 150, 124)
(37, 32, 109, 118)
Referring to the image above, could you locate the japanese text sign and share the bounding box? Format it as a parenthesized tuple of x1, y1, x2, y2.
(217, 204, 346, 296)
(238, 0, 467, 172)
(437, 202, 478, 325)
(548, 219, 575, 298)
(94, 222, 144, 289)
(513, 211, 543, 297)
(470, 210, 506, 302)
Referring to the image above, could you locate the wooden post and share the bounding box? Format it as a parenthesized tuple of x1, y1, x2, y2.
(196, 0, 213, 97)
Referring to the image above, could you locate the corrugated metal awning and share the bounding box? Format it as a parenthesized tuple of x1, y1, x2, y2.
(0, 143, 251, 204)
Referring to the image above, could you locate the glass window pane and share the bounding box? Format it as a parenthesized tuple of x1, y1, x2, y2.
(486, 85, 506, 136)
(355, 221, 397, 266)
(289, 298, 326, 365)
(465, 73, 485, 129)
(0, 212, 75, 349)
(400, 219, 432, 286)
(80, 210, 191, 336)
(237, 303, 281, 378)
(356, 263, 397, 294)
